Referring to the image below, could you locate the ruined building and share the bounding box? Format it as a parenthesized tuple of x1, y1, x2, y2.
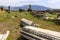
(27, 5, 32, 11)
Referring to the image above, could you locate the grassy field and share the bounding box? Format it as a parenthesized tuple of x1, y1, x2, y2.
(45, 12, 57, 19)
(0, 11, 60, 40)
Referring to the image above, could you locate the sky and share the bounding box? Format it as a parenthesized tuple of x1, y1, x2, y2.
(0, 0, 60, 9)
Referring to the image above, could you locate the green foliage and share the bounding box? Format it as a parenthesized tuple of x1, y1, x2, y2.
(0, 11, 60, 40)
(45, 12, 57, 19)
(19, 8, 25, 12)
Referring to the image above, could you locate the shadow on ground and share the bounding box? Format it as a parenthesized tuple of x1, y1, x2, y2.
(17, 36, 28, 40)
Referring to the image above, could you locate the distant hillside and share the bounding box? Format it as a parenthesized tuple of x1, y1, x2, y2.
(0, 5, 51, 11)
(20, 5, 51, 10)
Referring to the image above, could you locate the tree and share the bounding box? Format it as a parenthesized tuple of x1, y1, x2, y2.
(0, 7, 4, 11)
(19, 8, 24, 12)
(46, 9, 54, 14)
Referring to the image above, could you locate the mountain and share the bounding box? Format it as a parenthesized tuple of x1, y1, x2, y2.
(0, 5, 8, 10)
(0, 5, 51, 11)
(20, 5, 51, 10)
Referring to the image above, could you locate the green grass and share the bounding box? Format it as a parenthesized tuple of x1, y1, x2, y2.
(45, 12, 57, 19)
(0, 11, 60, 40)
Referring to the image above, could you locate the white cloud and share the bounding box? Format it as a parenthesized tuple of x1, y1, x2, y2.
(0, 0, 60, 9)
(47, 0, 60, 3)
(42, 0, 60, 9)
(0, 0, 20, 6)
(20, 0, 40, 1)
(0, 0, 41, 6)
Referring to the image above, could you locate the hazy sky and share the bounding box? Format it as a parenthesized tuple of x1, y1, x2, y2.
(0, 0, 60, 9)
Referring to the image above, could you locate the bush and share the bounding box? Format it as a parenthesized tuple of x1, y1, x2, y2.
(19, 8, 25, 12)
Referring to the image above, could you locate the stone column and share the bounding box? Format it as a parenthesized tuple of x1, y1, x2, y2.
(8, 6, 11, 13)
